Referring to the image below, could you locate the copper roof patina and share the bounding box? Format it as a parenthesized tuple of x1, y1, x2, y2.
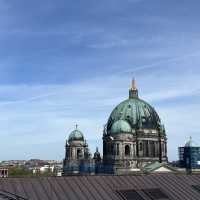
(107, 80, 164, 135)
(68, 125, 84, 142)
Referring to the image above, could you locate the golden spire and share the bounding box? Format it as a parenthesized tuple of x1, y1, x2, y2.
(131, 78, 137, 90)
(129, 78, 138, 98)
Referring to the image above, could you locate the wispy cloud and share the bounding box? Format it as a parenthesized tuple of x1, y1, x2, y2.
(0, 66, 200, 161)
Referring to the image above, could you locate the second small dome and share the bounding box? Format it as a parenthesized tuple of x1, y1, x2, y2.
(111, 119, 132, 134)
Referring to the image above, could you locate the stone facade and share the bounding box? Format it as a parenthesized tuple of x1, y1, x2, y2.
(103, 129, 167, 174)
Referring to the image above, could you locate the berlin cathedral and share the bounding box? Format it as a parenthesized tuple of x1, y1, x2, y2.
(63, 80, 168, 175)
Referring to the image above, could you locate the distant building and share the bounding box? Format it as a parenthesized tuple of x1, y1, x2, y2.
(0, 160, 26, 167)
(25, 159, 50, 169)
(33, 165, 55, 174)
(179, 137, 200, 171)
(31, 161, 62, 176)
(0, 168, 8, 178)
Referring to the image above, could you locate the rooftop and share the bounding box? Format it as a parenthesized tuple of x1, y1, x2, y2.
(0, 174, 200, 200)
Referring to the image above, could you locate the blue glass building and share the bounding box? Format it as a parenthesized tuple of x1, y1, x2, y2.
(179, 137, 200, 170)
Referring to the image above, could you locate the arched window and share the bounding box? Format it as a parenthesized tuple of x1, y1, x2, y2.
(165, 142, 167, 155)
(70, 149, 73, 158)
(139, 142, 143, 151)
(152, 141, 156, 157)
(103, 141, 107, 156)
(111, 144, 114, 155)
(155, 141, 159, 156)
(107, 144, 110, 154)
(77, 149, 82, 159)
(161, 142, 164, 153)
(125, 145, 130, 156)
(145, 141, 149, 157)
(116, 144, 120, 155)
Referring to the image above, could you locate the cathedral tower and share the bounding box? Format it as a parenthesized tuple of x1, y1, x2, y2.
(63, 125, 92, 175)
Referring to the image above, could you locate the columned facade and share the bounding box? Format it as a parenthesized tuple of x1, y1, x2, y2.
(0, 168, 8, 178)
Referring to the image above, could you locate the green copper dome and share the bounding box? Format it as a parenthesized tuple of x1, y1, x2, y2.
(107, 80, 162, 134)
(111, 119, 131, 134)
(68, 127, 84, 142)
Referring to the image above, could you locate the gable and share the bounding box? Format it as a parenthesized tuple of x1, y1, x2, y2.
(154, 166, 173, 172)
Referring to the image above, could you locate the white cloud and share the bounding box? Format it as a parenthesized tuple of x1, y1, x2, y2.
(0, 67, 200, 161)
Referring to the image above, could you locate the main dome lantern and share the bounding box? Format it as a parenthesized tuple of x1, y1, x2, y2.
(106, 79, 164, 135)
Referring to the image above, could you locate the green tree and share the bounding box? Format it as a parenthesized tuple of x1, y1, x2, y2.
(9, 166, 32, 177)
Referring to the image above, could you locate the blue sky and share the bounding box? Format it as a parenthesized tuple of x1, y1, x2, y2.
(0, 0, 200, 161)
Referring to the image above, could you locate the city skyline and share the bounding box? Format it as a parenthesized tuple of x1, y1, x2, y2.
(0, 0, 200, 161)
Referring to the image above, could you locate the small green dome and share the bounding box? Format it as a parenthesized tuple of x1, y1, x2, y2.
(68, 129, 84, 141)
(111, 119, 131, 134)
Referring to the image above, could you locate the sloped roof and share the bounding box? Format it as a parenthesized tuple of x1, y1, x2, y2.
(143, 162, 177, 173)
(0, 174, 200, 200)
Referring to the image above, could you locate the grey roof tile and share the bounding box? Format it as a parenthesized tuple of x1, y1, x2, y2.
(0, 174, 200, 200)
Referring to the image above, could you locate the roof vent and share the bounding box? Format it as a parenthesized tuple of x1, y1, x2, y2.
(116, 189, 145, 200)
(192, 185, 200, 193)
(142, 188, 169, 199)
